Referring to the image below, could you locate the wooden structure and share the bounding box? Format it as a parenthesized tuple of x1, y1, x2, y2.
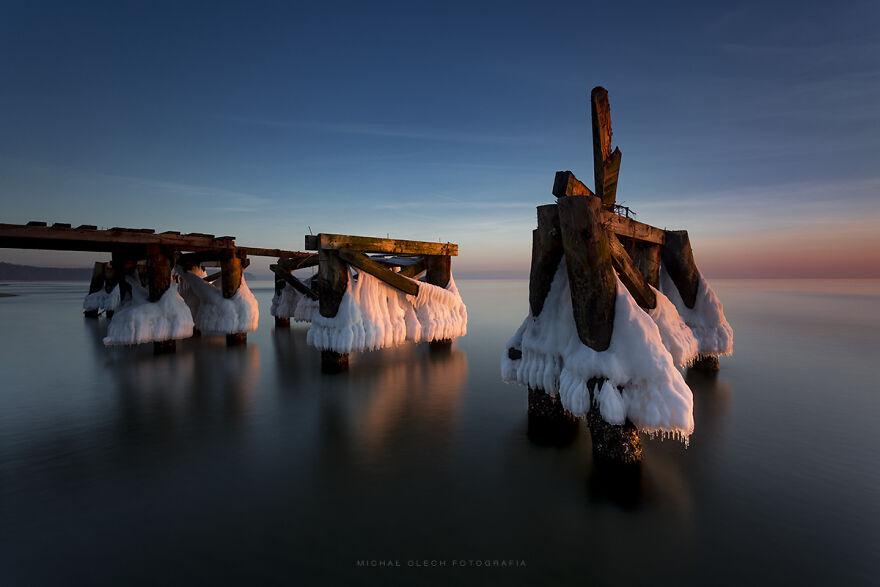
(523, 87, 715, 464)
(0, 222, 310, 352)
(297, 233, 459, 372)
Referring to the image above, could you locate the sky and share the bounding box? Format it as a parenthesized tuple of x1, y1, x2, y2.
(1, 0, 878, 278)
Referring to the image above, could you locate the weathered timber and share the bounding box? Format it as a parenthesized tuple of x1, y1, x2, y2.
(317, 249, 348, 318)
(608, 234, 656, 309)
(146, 245, 172, 303)
(220, 251, 246, 346)
(425, 255, 451, 289)
(226, 332, 247, 346)
(557, 195, 616, 351)
(691, 355, 720, 372)
(527, 388, 579, 446)
(306, 233, 458, 256)
(321, 350, 349, 373)
(529, 204, 564, 317)
(275, 316, 290, 328)
(204, 271, 221, 282)
(586, 378, 642, 465)
(631, 242, 661, 288)
(337, 248, 419, 296)
(237, 246, 312, 259)
(602, 212, 665, 245)
(661, 230, 700, 309)
(111, 250, 135, 302)
(270, 263, 319, 300)
(0, 223, 235, 253)
(602, 148, 622, 205)
(591, 86, 616, 207)
(399, 259, 426, 279)
(88, 262, 105, 294)
(553, 170, 595, 197)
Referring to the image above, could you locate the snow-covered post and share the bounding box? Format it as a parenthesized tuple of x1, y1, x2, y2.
(426, 254, 453, 351)
(147, 244, 176, 354)
(661, 230, 718, 371)
(102, 261, 118, 318)
(557, 194, 643, 463)
(273, 261, 290, 328)
(111, 250, 133, 304)
(83, 262, 105, 317)
(220, 249, 247, 346)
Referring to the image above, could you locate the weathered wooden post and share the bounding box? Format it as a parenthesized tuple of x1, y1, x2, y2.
(146, 244, 176, 354)
(425, 254, 452, 351)
(591, 86, 622, 209)
(630, 242, 661, 288)
(273, 259, 290, 328)
(221, 248, 247, 346)
(102, 261, 118, 318)
(317, 247, 349, 372)
(111, 249, 133, 304)
(83, 261, 105, 317)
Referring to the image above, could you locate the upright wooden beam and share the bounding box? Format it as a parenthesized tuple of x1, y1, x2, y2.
(557, 195, 616, 351)
(631, 242, 661, 288)
(84, 262, 105, 317)
(591, 86, 618, 208)
(529, 204, 564, 317)
(608, 234, 656, 309)
(425, 254, 452, 350)
(661, 230, 700, 309)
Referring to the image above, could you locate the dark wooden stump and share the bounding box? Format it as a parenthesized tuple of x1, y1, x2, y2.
(691, 355, 720, 372)
(83, 309, 99, 318)
(585, 379, 642, 465)
(631, 242, 661, 288)
(321, 350, 349, 373)
(147, 244, 176, 352)
(661, 230, 700, 309)
(529, 204, 564, 317)
(275, 317, 290, 328)
(429, 338, 452, 353)
(105, 310, 114, 319)
(221, 250, 247, 346)
(226, 332, 247, 346)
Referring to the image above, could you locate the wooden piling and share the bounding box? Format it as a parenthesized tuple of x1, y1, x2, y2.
(631, 242, 661, 288)
(591, 87, 621, 208)
(317, 248, 350, 371)
(146, 244, 175, 354)
(608, 234, 656, 309)
(527, 387, 579, 446)
(221, 249, 246, 346)
(425, 254, 453, 350)
(585, 379, 642, 464)
(661, 230, 700, 309)
(84, 261, 105, 317)
(557, 195, 616, 351)
(529, 204, 564, 317)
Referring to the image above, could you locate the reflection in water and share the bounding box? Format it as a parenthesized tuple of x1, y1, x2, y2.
(84, 318, 262, 431)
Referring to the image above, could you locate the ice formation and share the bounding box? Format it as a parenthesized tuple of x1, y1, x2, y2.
(659, 266, 733, 358)
(307, 269, 467, 353)
(103, 277, 194, 346)
(502, 260, 693, 440)
(270, 276, 317, 322)
(82, 285, 120, 313)
(647, 286, 699, 366)
(176, 265, 207, 320)
(178, 271, 259, 334)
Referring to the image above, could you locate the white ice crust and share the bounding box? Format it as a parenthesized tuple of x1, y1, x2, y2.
(103, 277, 194, 345)
(178, 270, 259, 334)
(659, 266, 733, 357)
(83, 285, 120, 312)
(502, 259, 694, 440)
(306, 270, 467, 353)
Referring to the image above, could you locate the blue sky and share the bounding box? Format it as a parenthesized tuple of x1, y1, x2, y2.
(1, 0, 878, 276)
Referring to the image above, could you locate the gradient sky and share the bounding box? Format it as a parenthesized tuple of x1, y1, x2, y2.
(1, 0, 878, 277)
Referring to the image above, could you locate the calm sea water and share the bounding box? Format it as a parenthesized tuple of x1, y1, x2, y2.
(0, 279, 878, 586)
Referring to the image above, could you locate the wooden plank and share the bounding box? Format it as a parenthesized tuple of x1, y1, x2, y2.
(399, 259, 425, 279)
(661, 230, 700, 309)
(337, 248, 420, 296)
(307, 233, 458, 256)
(552, 171, 594, 198)
(557, 195, 616, 351)
(602, 213, 665, 245)
(608, 233, 656, 309)
(204, 271, 221, 282)
(52, 223, 71, 228)
(237, 246, 311, 259)
(26, 221, 47, 226)
(271, 265, 319, 300)
(631, 242, 661, 288)
(77, 225, 97, 230)
(591, 86, 614, 206)
(146, 244, 172, 303)
(529, 204, 564, 317)
(602, 148, 622, 205)
(0, 223, 234, 252)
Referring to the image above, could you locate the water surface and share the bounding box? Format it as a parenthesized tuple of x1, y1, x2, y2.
(0, 279, 877, 585)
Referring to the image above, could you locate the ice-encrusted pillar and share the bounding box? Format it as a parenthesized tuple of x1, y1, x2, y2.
(83, 261, 105, 318)
(426, 254, 453, 352)
(317, 248, 349, 372)
(147, 244, 176, 354)
(221, 249, 247, 346)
